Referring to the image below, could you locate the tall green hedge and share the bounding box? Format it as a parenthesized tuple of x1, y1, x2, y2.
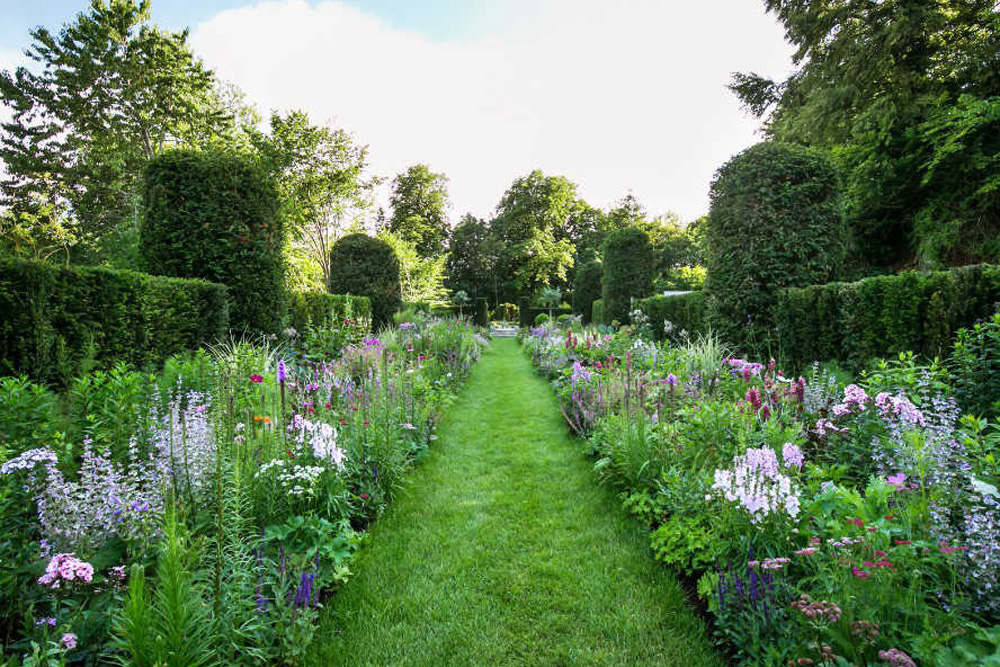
(288, 293, 371, 333)
(573, 260, 603, 324)
(475, 297, 489, 327)
(140, 149, 285, 334)
(591, 299, 605, 326)
(0, 256, 228, 387)
(705, 142, 844, 353)
(602, 228, 654, 325)
(638, 292, 706, 341)
(776, 264, 1000, 370)
(329, 234, 401, 328)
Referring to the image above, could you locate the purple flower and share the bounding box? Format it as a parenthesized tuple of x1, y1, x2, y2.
(277, 359, 287, 383)
(886, 472, 907, 491)
(34, 617, 56, 627)
(666, 373, 677, 387)
(782, 442, 804, 470)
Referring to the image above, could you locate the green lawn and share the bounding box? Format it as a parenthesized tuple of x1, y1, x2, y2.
(305, 338, 722, 667)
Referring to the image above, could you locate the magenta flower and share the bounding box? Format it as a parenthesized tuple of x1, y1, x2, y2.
(886, 472, 907, 491)
(249, 375, 264, 383)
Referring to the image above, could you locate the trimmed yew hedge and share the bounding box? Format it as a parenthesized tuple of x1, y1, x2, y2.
(638, 292, 706, 341)
(0, 256, 228, 386)
(288, 293, 371, 333)
(573, 260, 603, 324)
(776, 264, 1000, 370)
(602, 228, 654, 325)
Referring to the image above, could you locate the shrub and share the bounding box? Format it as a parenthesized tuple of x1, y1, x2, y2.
(493, 302, 518, 322)
(329, 234, 401, 328)
(602, 228, 654, 325)
(140, 149, 285, 334)
(776, 264, 1000, 371)
(573, 260, 603, 324)
(638, 292, 705, 342)
(0, 256, 228, 387)
(591, 298, 605, 326)
(705, 141, 844, 353)
(288, 293, 371, 334)
(950, 310, 1000, 419)
(475, 297, 489, 327)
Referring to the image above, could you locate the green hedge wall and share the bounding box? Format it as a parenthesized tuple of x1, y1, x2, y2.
(638, 292, 706, 341)
(140, 149, 285, 334)
(475, 297, 489, 327)
(288, 293, 371, 333)
(776, 264, 1000, 370)
(0, 256, 228, 386)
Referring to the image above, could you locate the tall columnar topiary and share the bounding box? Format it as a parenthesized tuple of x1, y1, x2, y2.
(573, 260, 603, 324)
(140, 149, 285, 334)
(705, 141, 843, 352)
(328, 233, 401, 328)
(602, 228, 653, 325)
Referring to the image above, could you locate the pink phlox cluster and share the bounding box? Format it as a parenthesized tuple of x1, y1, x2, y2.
(874, 392, 926, 428)
(790, 594, 841, 623)
(712, 447, 801, 524)
(38, 553, 94, 588)
(60, 633, 78, 650)
(830, 383, 870, 416)
(725, 357, 764, 380)
(878, 648, 916, 667)
(814, 418, 848, 436)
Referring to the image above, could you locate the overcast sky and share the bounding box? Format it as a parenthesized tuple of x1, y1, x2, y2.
(1, 0, 794, 223)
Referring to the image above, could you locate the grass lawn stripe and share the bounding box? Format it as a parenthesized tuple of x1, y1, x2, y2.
(306, 338, 722, 667)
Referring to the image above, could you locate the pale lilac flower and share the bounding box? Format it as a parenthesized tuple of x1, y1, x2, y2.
(712, 447, 801, 524)
(782, 442, 804, 469)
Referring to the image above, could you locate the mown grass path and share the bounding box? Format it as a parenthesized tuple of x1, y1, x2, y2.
(306, 339, 722, 667)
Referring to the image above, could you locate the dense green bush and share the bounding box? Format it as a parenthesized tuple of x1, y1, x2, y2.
(573, 260, 603, 324)
(0, 256, 228, 386)
(288, 293, 371, 333)
(591, 299, 605, 326)
(638, 292, 706, 342)
(329, 233, 401, 327)
(951, 309, 1000, 420)
(776, 264, 1000, 370)
(705, 141, 844, 352)
(602, 228, 654, 325)
(475, 297, 489, 327)
(140, 149, 284, 334)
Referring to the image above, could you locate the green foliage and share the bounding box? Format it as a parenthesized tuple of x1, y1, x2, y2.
(288, 293, 371, 334)
(328, 233, 401, 327)
(388, 164, 450, 257)
(731, 1, 999, 269)
(379, 231, 449, 306)
(475, 298, 489, 327)
(252, 110, 375, 289)
(705, 141, 844, 352)
(140, 149, 284, 334)
(950, 309, 1000, 420)
(650, 515, 724, 576)
(602, 227, 654, 325)
(0, 0, 250, 253)
(638, 292, 706, 342)
(445, 214, 500, 303)
(0, 376, 60, 452)
(0, 255, 228, 387)
(776, 264, 1000, 370)
(934, 624, 1000, 667)
(572, 260, 603, 324)
(591, 298, 605, 326)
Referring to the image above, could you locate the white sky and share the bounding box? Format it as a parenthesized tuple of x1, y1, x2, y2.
(190, 0, 794, 223)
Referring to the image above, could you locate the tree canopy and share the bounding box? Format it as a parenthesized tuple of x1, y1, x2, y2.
(0, 0, 248, 257)
(388, 164, 450, 258)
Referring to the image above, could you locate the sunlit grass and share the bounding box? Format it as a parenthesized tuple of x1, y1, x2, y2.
(305, 339, 722, 667)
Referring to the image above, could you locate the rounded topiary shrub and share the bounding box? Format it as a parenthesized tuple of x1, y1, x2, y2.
(573, 260, 603, 324)
(329, 234, 401, 327)
(602, 228, 653, 325)
(140, 149, 285, 334)
(705, 141, 843, 352)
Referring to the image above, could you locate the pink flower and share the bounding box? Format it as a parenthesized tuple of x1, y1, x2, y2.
(249, 375, 264, 383)
(60, 633, 77, 650)
(38, 554, 94, 589)
(886, 472, 907, 491)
